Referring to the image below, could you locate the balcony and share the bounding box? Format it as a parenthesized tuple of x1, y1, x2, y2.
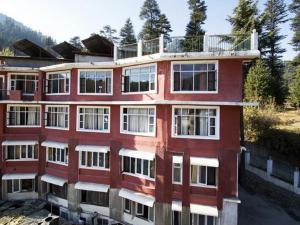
(0, 90, 40, 101)
(115, 30, 258, 61)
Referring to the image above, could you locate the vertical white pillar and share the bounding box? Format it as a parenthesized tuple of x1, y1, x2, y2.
(113, 44, 118, 61)
(267, 157, 273, 176)
(245, 151, 250, 166)
(138, 39, 143, 57)
(294, 168, 299, 190)
(159, 34, 164, 54)
(203, 33, 209, 52)
(251, 29, 258, 50)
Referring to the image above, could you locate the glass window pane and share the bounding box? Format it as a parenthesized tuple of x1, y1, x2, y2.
(143, 160, 149, 176)
(207, 167, 216, 186)
(181, 72, 193, 91)
(191, 165, 197, 184)
(200, 166, 207, 184)
(136, 158, 142, 174)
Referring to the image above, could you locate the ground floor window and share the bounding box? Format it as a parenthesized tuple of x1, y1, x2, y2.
(49, 183, 67, 199)
(135, 202, 154, 222)
(190, 214, 216, 225)
(123, 198, 132, 213)
(81, 190, 109, 207)
(7, 179, 34, 193)
(97, 218, 109, 225)
(172, 210, 182, 225)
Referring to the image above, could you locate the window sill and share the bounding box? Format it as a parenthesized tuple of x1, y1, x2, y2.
(45, 93, 70, 96)
(122, 172, 155, 182)
(171, 134, 219, 140)
(122, 91, 157, 95)
(170, 91, 218, 94)
(79, 166, 110, 171)
(120, 131, 156, 137)
(190, 184, 217, 189)
(77, 93, 113, 96)
(7, 125, 41, 128)
(76, 129, 110, 133)
(6, 159, 38, 162)
(46, 126, 69, 131)
(47, 161, 68, 166)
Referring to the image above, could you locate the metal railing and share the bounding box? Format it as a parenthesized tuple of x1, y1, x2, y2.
(142, 37, 160, 56)
(206, 35, 251, 52)
(272, 159, 295, 184)
(117, 43, 138, 59)
(164, 36, 204, 53)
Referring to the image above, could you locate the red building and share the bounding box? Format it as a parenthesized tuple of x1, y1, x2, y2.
(0, 32, 259, 225)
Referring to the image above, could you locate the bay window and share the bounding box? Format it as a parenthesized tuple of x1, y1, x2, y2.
(172, 62, 217, 92)
(121, 106, 156, 136)
(7, 105, 41, 127)
(80, 151, 110, 169)
(122, 64, 156, 93)
(6, 145, 38, 160)
(9, 74, 38, 95)
(190, 214, 217, 225)
(79, 70, 112, 94)
(46, 72, 70, 94)
(122, 156, 155, 179)
(45, 106, 69, 129)
(47, 147, 68, 165)
(7, 179, 35, 193)
(77, 107, 110, 132)
(173, 106, 219, 139)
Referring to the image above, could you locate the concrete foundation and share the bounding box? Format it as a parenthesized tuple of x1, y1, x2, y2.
(220, 198, 240, 225)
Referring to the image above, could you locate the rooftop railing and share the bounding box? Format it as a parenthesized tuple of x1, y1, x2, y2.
(115, 29, 258, 60)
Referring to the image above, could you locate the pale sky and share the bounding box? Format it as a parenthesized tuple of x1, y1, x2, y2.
(0, 0, 297, 60)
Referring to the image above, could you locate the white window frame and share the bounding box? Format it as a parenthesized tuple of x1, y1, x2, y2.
(190, 213, 217, 225)
(77, 69, 113, 96)
(45, 105, 69, 130)
(122, 63, 157, 95)
(134, 202, 154, 222)
(5, 144, 38, 161)
(79, 150, 110, 170)
(123, 198, 131, 213)
(45, 70, 71, 95)
(171, 105, 220, 140)
(9, 179, 35, 193)
(172, 162, 183, 185)
(170, 61, 218, 94)
(120, 105, 156, 137)
(122, 156, 155, 181)
(76, 106, 110, 133)
(46, 147, 69, 166)
(136, 202, 144, 216)
(190, 165, 218, 189)
(172, 210, 182, 225)
(7, 73, 39, 96)
(6, 104, 41, 128)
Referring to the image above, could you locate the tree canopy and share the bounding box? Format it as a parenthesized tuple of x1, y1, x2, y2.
(119, 18, 137, 46)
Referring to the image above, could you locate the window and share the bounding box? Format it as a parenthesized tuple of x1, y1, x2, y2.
(122, 156, 155, 179)
(190, 165, 217, 187)
(122, 64, 156, 93)
(80, 151, 110, 169)
(124, 198, 132, 213)
(190, 214, 216, 225)
(172, 62, 217, 92)
(97, 218, 109, 225)
(45, 106, 69, 129)
(6, 145, 38, 160)
(173, 107, 218, 139)
(172, 211, 182, 225)
(46, 72, 70, 94)
(135, 203, 154, 222)
(78, 107, 110, 132)
(121, 107, 155, 136)
(79, 70, 112, 94)
(81, 190, 109, 207)
(7, 179, 34, 193)
(7, 105, 40, 127)
(49, 183, 67, 199)
(172, 162, 182, 184)
(47, 147, 68, 165)
(9, 74, 38, 95)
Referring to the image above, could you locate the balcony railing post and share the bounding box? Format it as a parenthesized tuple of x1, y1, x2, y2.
(267, 156, 273, 177)
(159, 34, 164, 54)
(251, 29, 258, 50)
(113, 44, 118, 61)
(138, 39, 143, 57)
(245, 151, 250, 166)
(294, 167, 299, 190)
(203, 33, 209, 52)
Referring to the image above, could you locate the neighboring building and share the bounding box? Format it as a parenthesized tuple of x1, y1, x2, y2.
(0, 31, 259, 225)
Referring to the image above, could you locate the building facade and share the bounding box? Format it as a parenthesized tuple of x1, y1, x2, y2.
(0, 32, 259, 225)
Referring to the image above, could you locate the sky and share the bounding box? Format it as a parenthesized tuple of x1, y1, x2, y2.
(0, 0, 297, 60)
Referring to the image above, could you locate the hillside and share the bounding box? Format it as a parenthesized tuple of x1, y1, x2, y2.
(0, 13, 56, 53)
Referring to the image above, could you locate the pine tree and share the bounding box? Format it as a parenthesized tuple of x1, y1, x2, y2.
(244, 59, 274, 103)
(260, 0, 288, 104)
(100, 25, 119, 44)
(139, 0, 172, 40)
(43, 36, 55, 52)
(289, 0, 300, 66)
(228, 0, 261, 46)
(185, 0, 207, 36)
(289, 67, 300, 108)
(119, 18, 137, 46)
(69, 36, 83, 50)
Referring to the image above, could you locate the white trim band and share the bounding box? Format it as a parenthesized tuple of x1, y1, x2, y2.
(2, 173, 37, 180)
(172, 201, 182, 212)
(2, 140, 38, 146)
(42, 141, 68, 149)
(119, 148, 155, 161)
(75, 145, 110, 153)
(41, 174, 67, 186)
(119, 188, 155, 207)
(173, 156, 183, 164)
(190, 157, 219, 167)
(190, 203, 218, 217)
(75, 181, 109, 193)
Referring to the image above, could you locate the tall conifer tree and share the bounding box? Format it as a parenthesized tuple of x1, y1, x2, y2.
(289, 0, 300, 65)
(119, 18, 137, 45)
